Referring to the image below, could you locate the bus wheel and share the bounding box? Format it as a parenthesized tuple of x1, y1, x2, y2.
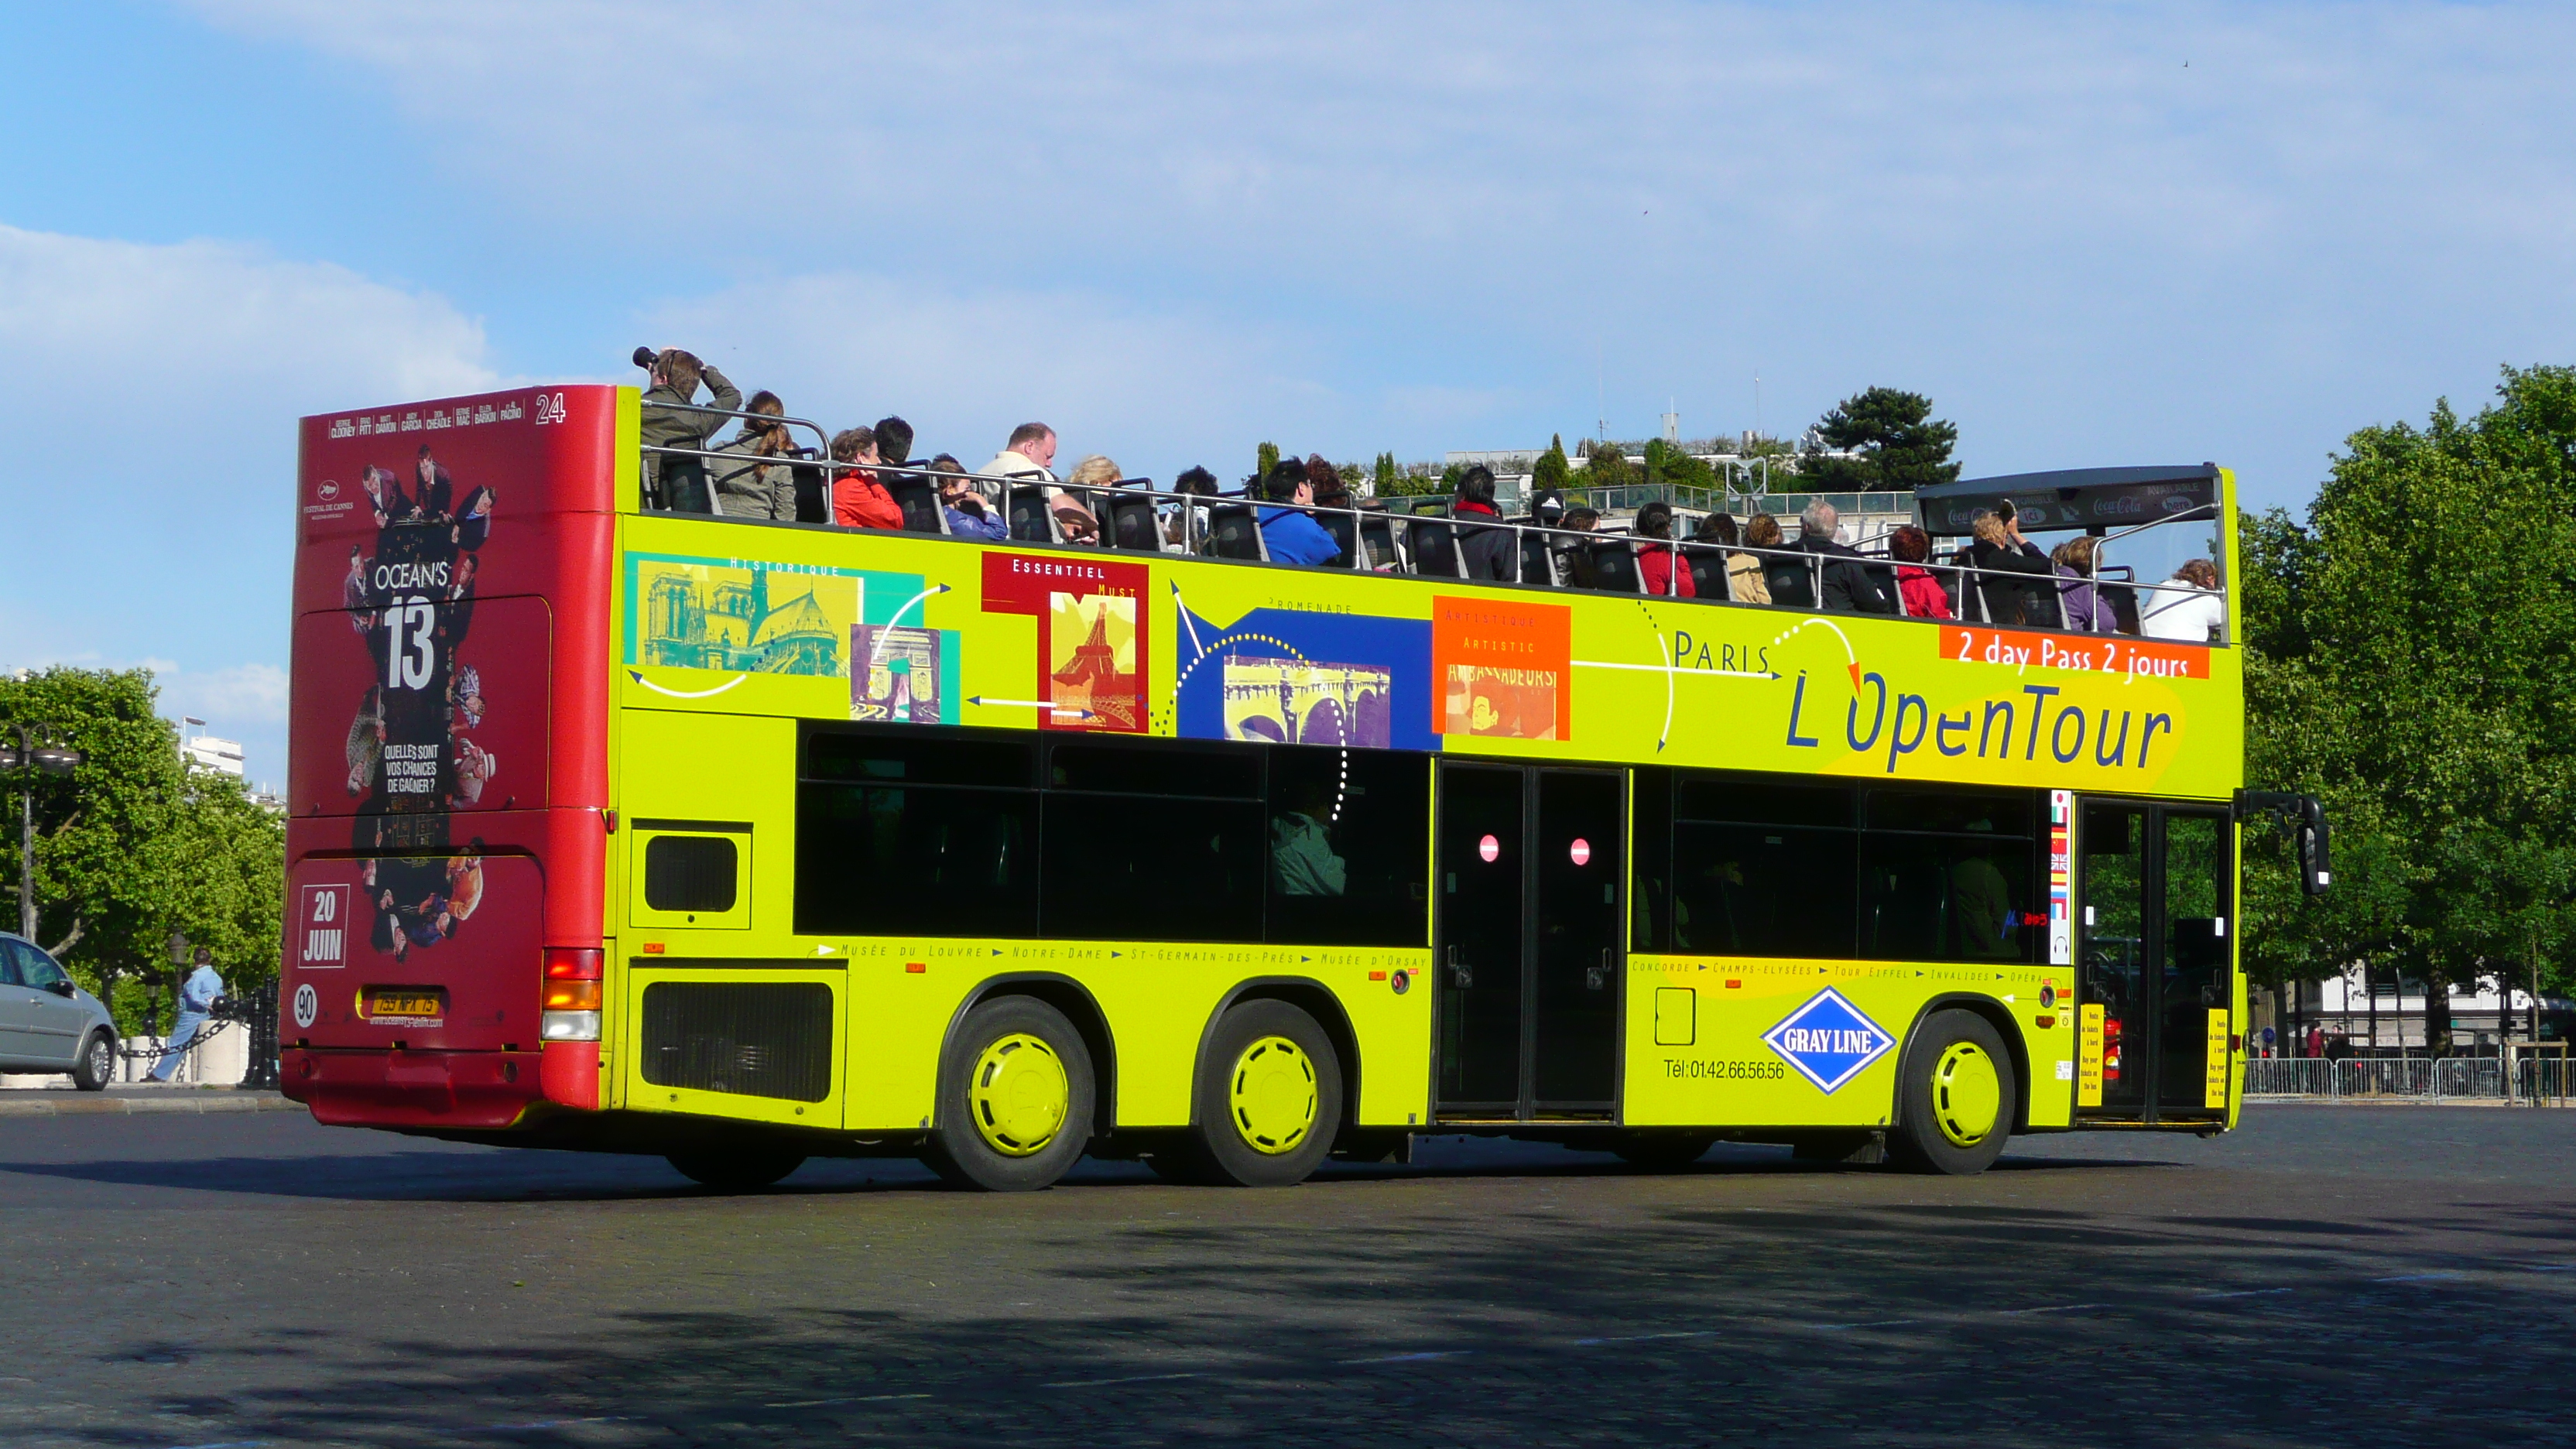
(1182, 1000, 1342, 1187)
(1889, 1009, 2016, 1176)
(926, 997, 1096, 1192)
(667, 1149, 806, 1191)
(1609, 1131, 1718, 1170)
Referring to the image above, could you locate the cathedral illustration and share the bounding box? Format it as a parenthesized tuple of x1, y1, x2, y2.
(643, 567, 842, 676)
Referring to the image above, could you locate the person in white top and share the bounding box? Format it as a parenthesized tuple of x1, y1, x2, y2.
(2139, 558, 2227, 642)
(981, 422, 1098, 542)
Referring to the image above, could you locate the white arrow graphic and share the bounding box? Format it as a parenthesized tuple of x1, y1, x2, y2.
(628, 670, 748, 699)
(968, 696, 1095, 720)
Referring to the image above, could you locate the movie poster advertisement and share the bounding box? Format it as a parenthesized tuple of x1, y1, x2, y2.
(290, 389, 598, 980)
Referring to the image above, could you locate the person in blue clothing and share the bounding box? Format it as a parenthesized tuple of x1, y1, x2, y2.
(1256, 459, 1343, 566)
(931, 456, 1010, 540)
(146, 947, 225, 1084)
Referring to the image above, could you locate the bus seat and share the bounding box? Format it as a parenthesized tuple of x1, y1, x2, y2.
(1520, 531, 1561, 587)
(1585, 538, 1646, 594)
(1204, 503, 1269, 561)
(1765, 554, 1817, 608)
(1357, 512, 1406, 572)
(1682, 544, 1729, 601)
(885, 470, 949, 535)
(1007, 485, 1063, 545)
(1101, 490, 1162, 552)
(1319, 510, 1362, 568)
(1408, 518, 1467, 578)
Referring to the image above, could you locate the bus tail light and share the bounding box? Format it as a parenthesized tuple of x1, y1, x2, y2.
(542, 948, 605, 1041)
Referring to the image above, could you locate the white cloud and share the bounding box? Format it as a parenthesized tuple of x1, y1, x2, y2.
(168, 2, 2576, 505)
(0, 223, 499, 727)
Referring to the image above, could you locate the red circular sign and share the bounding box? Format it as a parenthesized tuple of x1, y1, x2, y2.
(1478, 834, 1501, 863)
(1570, 838, 1592, 866)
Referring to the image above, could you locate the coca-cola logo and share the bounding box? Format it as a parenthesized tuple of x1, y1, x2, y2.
(317, 480, 341, 502)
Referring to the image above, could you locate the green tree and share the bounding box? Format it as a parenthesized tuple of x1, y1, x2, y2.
(1584, 442, 1636, 490)
(2239, 366, 2576, 1052)
(1371, 452, 1400, 497)
(1255, 441, 1280, 481)
(1644, 438, 1716, 496)
(1532, 435, 1570, 498)
(1800, 387, 1961, 492)
(0, 667, 283, 1028)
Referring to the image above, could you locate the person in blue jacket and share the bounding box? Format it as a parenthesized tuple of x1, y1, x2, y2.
(146, 947, 224, 1084)
(1256, 460, 1344, 566)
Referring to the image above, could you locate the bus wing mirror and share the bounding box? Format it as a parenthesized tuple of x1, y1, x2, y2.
(2235, 790, 2331, 896)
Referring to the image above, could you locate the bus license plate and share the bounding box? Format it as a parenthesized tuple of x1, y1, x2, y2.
(365, 991, 444, 1023)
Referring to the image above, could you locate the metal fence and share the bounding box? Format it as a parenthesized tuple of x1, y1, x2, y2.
(2245, 1056, 2571, 1103)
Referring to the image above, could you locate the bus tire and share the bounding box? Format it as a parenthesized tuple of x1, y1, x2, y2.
(924, 996, 1096, 1192)
(1609, 1131, 1719, 1169)
(1888, 1009, 2016, 1176)
(667, 1149, 805, 1191)
(1181, 1000, 1342, 1187)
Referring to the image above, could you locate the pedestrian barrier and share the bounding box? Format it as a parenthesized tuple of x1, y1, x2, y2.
(2245, 1059, 2336, 1096)
(2244, 1054, 2570, 1104)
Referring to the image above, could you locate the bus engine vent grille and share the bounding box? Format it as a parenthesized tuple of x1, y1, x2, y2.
(639, 982, 832, 1103)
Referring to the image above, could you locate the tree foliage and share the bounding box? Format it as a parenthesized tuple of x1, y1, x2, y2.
(1255, 441, 1280, 481)
(1584, 442, 1636, 489)
(1532, 435, 1569, 497)
(2239, 366, 2576, 1050)
(1644, 437, 1716, 494)
(0, 667, 283, 1026)
(1799, 387, 1961, 492)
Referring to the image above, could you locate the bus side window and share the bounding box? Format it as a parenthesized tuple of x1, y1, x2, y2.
(1856, 787, 2044, 964)
(1669, 773, 1859, 959)
(1263, 747, 1430, 949)
(794, 732, 1039, 937)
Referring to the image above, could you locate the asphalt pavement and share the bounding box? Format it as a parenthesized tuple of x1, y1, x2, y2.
(2, 1105, 2570, 1447)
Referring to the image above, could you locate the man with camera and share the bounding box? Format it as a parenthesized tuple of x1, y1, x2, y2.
(634, 346, 743, 513)
(144, 947, 225, 1084)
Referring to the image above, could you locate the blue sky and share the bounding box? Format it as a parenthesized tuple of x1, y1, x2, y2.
(5, 2, 2574, 782)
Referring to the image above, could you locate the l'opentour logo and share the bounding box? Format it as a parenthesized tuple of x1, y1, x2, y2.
(1761, 988, 1896, 1093)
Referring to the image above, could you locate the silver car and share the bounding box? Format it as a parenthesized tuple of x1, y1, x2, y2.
(0, 932, 119, 1090)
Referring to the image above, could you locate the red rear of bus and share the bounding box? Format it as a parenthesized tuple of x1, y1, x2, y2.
(278, 386, 618, 1129)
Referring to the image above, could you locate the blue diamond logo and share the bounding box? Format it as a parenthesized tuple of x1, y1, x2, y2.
(1761, 988, 1896, 1094)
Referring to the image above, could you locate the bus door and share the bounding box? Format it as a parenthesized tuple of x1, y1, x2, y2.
(2076, 801, 2234, 1122)
(1434, 762, 1624, 1121)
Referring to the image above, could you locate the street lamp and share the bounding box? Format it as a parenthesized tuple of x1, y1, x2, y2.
(1, 725, 84, 940)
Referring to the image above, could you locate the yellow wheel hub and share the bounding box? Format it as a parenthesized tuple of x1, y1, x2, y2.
(1932, 1040, 2002, 1148)
(968, 1033, 1068, 1157)
(1228, 1035, 1317, 1155)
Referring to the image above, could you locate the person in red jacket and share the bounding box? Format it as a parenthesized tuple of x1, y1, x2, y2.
(830, 426, 903, 529)
(1889, 525, 1954, 619)
(1635, 501, 1695, 597)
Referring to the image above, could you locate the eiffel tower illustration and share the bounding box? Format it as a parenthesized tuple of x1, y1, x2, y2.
(1051, 605, 1135, 727)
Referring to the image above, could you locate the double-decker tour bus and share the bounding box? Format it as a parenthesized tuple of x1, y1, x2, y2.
(279, 382, 2327, 1189)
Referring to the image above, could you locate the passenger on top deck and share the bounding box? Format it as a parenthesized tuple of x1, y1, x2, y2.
(830, 426, 904, 530)
(931, 455, 1009, 540)
(710, 390, 798, 521)
(635, 346, 742, 513)
(2140, 559, 2226, 642)
(1450, 466, 1515, 581)
(1794, 500, 1896, 615)
(1164, 466, 1220, 552)
(1256, 460, 1343, 567)
(984, 423, 1098, 542)
(1889, 524, 1953, 619)
(1635, 501, 1694, 597)
(1967, 509, 2054, 626)
(2051, 534, 2104, 632)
